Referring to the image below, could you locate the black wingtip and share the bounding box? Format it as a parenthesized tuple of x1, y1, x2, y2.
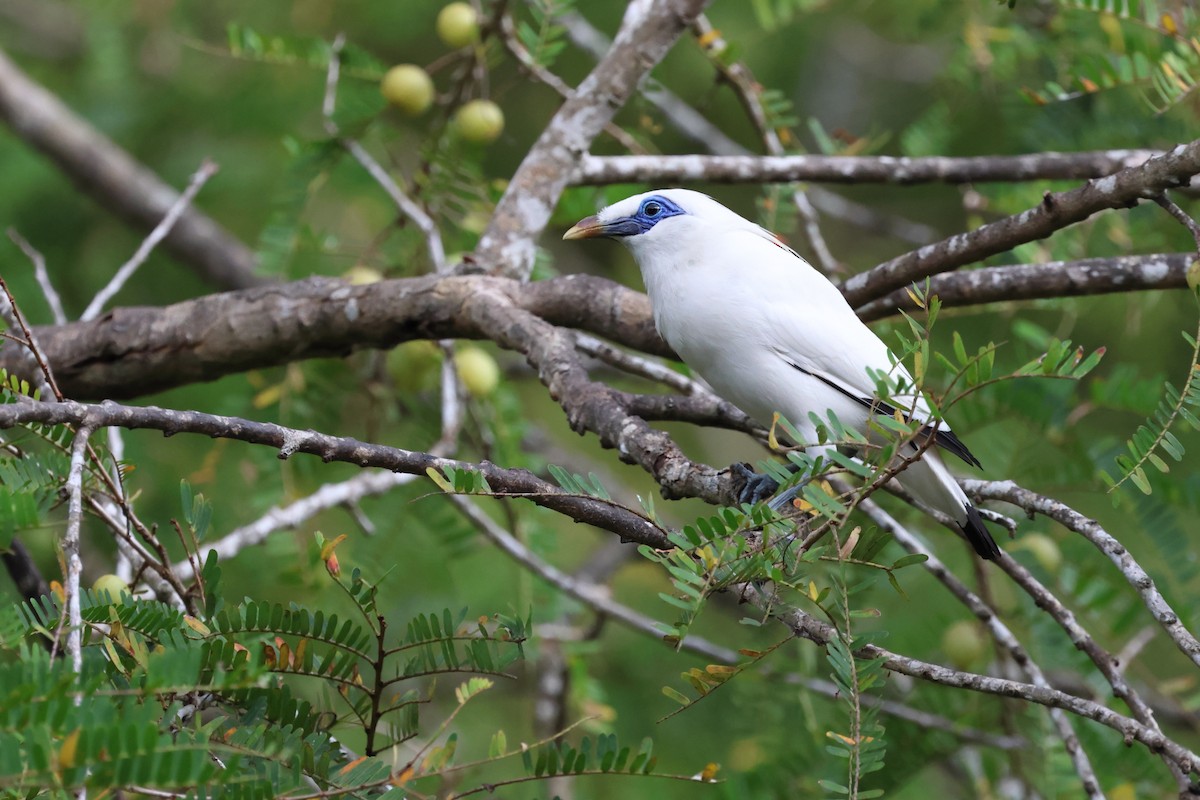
(960, 504, 1002, 560)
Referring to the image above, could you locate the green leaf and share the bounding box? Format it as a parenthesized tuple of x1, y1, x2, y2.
(891, 553, 929, 569)
(662, 685, 690, 705)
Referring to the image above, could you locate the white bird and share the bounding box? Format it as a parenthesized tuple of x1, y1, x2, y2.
(564, 189, 1000, 560)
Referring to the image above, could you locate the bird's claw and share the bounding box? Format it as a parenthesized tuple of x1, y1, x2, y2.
(731, 463, 779, 506)
(731, 462, 812, 512)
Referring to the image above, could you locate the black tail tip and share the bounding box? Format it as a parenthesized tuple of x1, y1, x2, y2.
(960, 504, 1002, 560)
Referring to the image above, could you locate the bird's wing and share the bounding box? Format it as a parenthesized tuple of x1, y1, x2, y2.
(731, 229, 982, 468)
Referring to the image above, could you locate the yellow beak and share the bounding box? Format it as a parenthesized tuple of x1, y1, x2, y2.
(562, 214, 605, 240)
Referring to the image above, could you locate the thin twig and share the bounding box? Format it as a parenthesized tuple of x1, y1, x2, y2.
(437, 343, 462, 446)
(858, 497, 1106, 796)
(0, 275, 61, 400)
(85, 496, 185, 609)
(573, 149, 1183, 187)
(63, 425, 94, 679)
(1154, 193, 1200, 252)
(496, 10, 644, 154)
(81, 160, 219, 321)
(574, 332, 707, 395)
(856, 253, 1196, 321)
(447, 490, 1024, 750)
(322, 35, 446, 272)
(7, 228, 66, 324)
(965, 479, 1200, 672)
(690, 15, 838, 275)
(169, 454, 448, 581)
(1115, 627, 1157, 679)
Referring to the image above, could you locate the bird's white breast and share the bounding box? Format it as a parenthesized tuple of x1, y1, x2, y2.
(632, 224, 886, 441)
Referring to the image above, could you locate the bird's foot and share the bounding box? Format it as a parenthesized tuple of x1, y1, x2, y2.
(731, 463, 778, 506)
(731, 462, 813, 512)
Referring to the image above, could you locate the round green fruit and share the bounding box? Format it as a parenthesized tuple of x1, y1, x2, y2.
(387, 341, 443, 391)
(381, 64, 434, 116)
(92, 574, 130, 602)
(454, 99, 504, 144)
(941, 620, 988, 670)
(1021, 533, 1063, 573)
(343, 265, 384, 285)
(454, 346, 501, 397)
(437, 2, 480, 48)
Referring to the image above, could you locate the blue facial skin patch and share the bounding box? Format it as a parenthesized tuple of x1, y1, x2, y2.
(606, 195, 687, 236)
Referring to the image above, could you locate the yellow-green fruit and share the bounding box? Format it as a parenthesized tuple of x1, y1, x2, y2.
(1021, 533, 1063, 574)
(92, 574, 130, 602)
(343, 265, 384, 285)
(454, 346, 500, 397)
(387, 341, 443, 390)
(437, 2, 479, 48)
(1186, 258, 1200, 292)
(941, 620, 988, 669)
(454, 99, 504, 144)
(381, 64, 435, 116)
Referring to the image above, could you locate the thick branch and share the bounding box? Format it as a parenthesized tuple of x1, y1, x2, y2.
(573, 150, 1179, 186)
(8, 250, 1193, 401)
(0, 47, 263, 291)
(458, 283, 725, 503)
(475, 0, 712, 278)
(840, 139, 1200, 308)
(12, 273, 664, 400)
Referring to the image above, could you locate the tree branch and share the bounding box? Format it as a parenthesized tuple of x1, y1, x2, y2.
(573, 149, 1182, 187)
(0, 398, 671, 549)
(475, 0, 712, 278)
(7, 252, 1192, 402)
(840, 139, 1200, 308)
(449, 490, 1025, 751)
(12, 273, 665, 399)
(965, 479, 1200, 672)
(62, 424, 93, 677)
(860, 497, 1182, 794)
(741, 584, 1200, 776)
(856, 253, 1194, 321)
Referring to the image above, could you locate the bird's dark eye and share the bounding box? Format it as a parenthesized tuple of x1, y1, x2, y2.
(643, 201, 662, 217)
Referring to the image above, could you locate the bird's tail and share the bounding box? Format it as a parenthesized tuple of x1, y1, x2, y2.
(959, 503, 1001, 561)
(896, 451, 1002, 560)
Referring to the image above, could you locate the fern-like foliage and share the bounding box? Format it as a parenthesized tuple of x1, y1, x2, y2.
(813, 546, 890, 799)
(427, 463, 493, 494)
(0, 539, 544, 797)
(0, 379, 92, 547)
(1025, 1, 1200, 111)
(219, 23, 387, 80)
(1102, 313, 1200, 495)
(515, 0, 577, 69)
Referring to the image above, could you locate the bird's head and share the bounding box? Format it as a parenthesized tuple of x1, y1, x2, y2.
(562, 189, 780, 262)
(562, 190, 693, 241)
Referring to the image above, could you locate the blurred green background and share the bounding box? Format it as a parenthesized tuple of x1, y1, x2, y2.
(1, 0, 1198, 796)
